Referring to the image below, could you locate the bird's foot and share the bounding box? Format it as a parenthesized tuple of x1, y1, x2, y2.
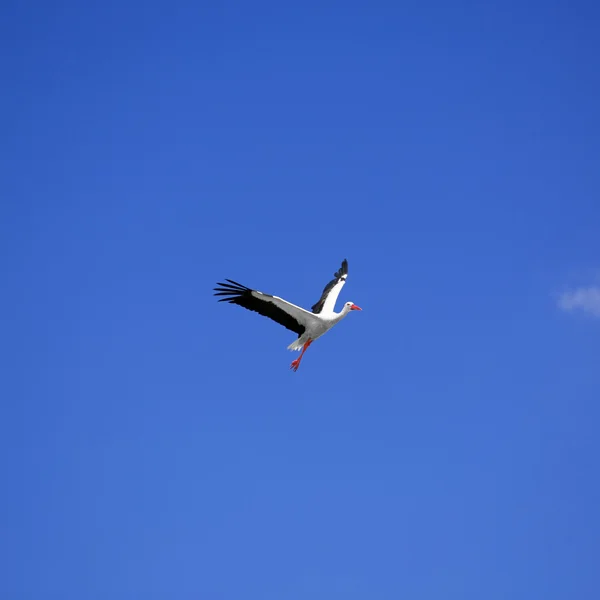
(290, 358, 301, 372)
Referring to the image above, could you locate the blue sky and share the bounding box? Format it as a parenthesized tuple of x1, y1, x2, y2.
(2, 0, 599, 598)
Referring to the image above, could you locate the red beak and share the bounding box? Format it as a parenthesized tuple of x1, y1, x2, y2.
(350, 304, 362, 311)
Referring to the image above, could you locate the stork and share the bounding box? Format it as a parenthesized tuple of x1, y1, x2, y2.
(214, 259, 361, 371)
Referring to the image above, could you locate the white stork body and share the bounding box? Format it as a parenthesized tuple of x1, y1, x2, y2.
(285, 303, 352, 351)
(214, 259, 361, 371)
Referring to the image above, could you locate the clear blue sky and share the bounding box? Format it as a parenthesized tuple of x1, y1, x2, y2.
(2, 1, 599, 598)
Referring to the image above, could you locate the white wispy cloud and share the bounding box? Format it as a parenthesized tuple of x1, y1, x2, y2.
(558, 286, 600, 318)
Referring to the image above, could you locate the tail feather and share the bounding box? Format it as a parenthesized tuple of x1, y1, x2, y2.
(287, 338, 305, 351)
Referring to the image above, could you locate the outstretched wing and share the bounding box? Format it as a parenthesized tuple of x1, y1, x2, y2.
(311, 259, 348, 314)
(214, 279, 320, 335)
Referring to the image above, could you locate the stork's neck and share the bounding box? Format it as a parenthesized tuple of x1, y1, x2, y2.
(332, 303, 353, 322)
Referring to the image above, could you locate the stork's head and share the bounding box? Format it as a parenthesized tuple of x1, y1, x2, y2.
(345, 301, 362, 311)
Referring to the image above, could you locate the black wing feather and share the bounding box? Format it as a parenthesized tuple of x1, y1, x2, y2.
(214, 280, 306, 335)
(311, 259, 348, 314)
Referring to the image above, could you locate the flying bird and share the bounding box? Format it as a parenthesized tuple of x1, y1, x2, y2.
(214, 259, 362, 371)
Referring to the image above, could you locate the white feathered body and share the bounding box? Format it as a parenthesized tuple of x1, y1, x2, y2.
(286, 306, 352, 351)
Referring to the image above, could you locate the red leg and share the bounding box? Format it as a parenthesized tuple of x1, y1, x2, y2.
(290, 339, 312, 372)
